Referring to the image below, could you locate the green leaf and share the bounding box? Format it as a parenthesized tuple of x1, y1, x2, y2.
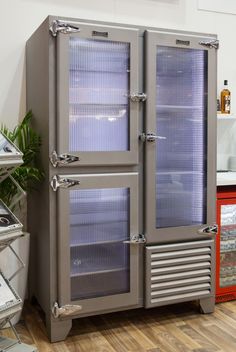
(0, 110, 44, 207)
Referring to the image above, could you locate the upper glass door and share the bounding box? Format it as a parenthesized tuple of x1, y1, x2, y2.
(145, 31, 217, 243)
(56, 23, 139, 166)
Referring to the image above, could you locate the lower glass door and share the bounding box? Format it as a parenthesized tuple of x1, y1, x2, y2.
(70, 187, 130, 300)
(57, 173, 140, 314)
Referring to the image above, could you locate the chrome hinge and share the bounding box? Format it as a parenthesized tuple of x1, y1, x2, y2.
(129, 93, 147, 102)
(123, 234, 146, 244)
(140, 132, 167, 142)
(49, 20, 80, 37)
(50, 151, 79, 167)
(199, 39, 219, 49)
(197, 224, 218, 236)
(52, 302, 82, 319)
(50, 175, 80, 192)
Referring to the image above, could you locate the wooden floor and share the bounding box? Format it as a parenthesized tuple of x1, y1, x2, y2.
(1, 300, 236, 352)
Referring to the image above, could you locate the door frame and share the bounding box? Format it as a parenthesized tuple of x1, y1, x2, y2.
(144, 30, 217, 244)
(56, 22, 140, 166)
(57, 172, 140, 315)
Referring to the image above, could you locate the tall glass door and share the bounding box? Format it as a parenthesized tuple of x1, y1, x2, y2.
(57, 173, 139, 314)
(145, 31, 217, 243)
(57, 23, 139, 166)
(155, 46, 207, 229)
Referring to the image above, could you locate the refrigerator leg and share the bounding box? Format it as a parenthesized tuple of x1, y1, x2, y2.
(46, 315, 72, 342)
(199, 296, 215, 314)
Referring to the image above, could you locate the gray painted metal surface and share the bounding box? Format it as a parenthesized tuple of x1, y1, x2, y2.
(145, 240, 215, 309)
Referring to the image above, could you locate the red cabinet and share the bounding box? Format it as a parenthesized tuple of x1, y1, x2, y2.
(216, 187, 236, 302)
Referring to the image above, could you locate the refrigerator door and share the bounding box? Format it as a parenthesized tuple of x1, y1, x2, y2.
(145, 31, 217, 243)
(56, 22, 139, 167)
(56, 173, 140, 315)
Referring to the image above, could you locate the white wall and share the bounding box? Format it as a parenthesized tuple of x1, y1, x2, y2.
(0, 0, 236, 167)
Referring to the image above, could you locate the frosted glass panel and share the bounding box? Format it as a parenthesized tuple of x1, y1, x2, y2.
(69, 188, 130, 300)
(220, 204, 236, 288)
(69, 38, 130, 152)
(156, 46, 208, 228)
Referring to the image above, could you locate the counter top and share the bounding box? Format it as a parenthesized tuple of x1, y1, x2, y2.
(217, 172, 236, 186)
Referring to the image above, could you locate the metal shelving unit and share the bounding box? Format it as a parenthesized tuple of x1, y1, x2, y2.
(0, 132, 37, 351)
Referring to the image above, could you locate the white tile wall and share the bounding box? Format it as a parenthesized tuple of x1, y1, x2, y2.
(217, 119, 236, 170)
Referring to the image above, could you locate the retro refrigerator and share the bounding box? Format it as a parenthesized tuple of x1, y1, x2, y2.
(26, 16, 218, 342)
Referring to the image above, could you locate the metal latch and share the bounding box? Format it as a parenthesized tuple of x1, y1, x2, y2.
(199, 39, 219, 49)
(123, 234, 146, 244)
(197, 224, 218, 236)
(140, 132, 167, 142)
(51, 175, 80, 192)
(50, 20, 80, 37)
(52, 302, 82, 319)
(50, 151, 79, 167)
(129, 93, 147, 102)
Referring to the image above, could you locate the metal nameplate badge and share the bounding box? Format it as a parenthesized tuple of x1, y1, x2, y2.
(176, 39, 190, 46)
(92, 30, 108, 37)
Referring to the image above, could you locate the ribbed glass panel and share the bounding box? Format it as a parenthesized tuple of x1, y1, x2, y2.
(220, 204, 236, 288)
(69, 187, 130, 300)
(156, 46, 208, 228)
(69, 38, 130, 152)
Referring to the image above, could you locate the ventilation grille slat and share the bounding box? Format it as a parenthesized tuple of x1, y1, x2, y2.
(151, 268, 211, 282)
(151, 275, 211, 289)
(151, 254, 211, 267)
(151, 247, 211, 259)
(151, 290, 210, 304)
(145, 240, 214, 308)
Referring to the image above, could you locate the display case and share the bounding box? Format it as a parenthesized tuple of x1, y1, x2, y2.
(216, 187, 236, 302)
(0, 132, 23, 183)
(0, 132, 37, 351)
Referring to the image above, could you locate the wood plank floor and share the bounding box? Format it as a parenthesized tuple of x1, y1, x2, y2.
(1, 301, 236, 352)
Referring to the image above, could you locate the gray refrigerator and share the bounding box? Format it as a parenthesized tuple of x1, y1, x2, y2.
(26, 16, 218, 342)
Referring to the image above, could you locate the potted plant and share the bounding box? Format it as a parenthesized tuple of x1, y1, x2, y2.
(0, 110, 44, 208)
(0, 110, 44, 324)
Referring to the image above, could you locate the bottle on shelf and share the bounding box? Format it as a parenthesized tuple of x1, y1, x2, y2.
(221, 80, 231, 114)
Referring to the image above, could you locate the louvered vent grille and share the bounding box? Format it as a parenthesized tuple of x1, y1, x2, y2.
(145, 240, 214, 308)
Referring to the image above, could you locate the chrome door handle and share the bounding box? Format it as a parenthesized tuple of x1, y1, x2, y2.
(123, 234, 146, 244)
(140, 133, 167, 142)
(197, 224, 218, 236)
(51, 175, 80, 192)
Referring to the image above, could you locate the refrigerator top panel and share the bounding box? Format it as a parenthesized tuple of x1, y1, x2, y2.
(0, 200, 23, 241)
(0, 132, 23, 182)
(0, 271, 22, 324)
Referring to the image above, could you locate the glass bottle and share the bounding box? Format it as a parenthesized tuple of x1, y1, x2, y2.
(221, 80, 231, 114)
